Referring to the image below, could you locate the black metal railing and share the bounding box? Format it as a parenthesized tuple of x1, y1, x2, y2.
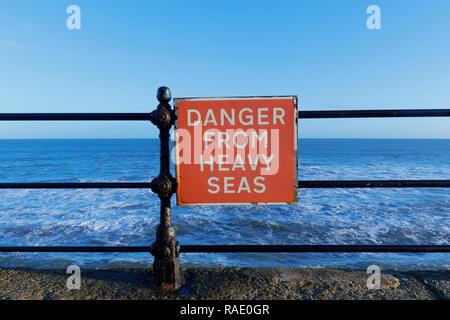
(3, 180, 450, 190)
(0, 245, 447, 253)
(0, 89, 449, 292)
(298, 109, 450, 118)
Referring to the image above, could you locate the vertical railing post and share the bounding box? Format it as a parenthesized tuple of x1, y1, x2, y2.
(149, 86, 182, 293)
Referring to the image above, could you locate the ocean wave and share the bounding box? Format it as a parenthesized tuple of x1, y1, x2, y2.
(0, 139, 449, 269)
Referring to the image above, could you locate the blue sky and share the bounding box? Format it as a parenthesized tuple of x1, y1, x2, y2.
(1, 0, 449, 139)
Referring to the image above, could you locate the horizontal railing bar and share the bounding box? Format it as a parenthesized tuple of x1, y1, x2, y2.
(1, 110, 449, 121)
(0, 245, 448, 253)
(299, 109, 450, 119)
(1, 180, 450, 190)
(0, 113, 151, 121)
(181, 245, 450, 253)
(0, 182, 154, 189)
(0, 246, 152, 252)
(299, 180, 450, 188)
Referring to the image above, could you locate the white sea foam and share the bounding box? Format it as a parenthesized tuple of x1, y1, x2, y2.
(0, 139, 449, 269)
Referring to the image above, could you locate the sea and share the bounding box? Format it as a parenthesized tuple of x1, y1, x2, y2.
(0, 139, 448, 270)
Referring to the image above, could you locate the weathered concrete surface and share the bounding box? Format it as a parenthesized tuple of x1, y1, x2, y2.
(0, 267, 448, 300)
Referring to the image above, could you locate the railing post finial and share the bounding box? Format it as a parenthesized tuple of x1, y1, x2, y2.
(156, 86, 171, 103)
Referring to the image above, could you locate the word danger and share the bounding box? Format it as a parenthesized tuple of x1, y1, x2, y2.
(187, 107, 286, 127)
